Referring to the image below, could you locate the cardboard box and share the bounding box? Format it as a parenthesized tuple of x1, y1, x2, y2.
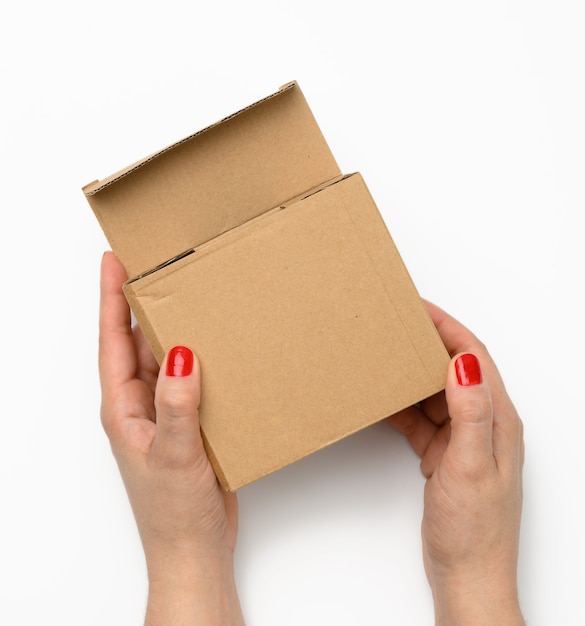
(83, 81, 450, 491)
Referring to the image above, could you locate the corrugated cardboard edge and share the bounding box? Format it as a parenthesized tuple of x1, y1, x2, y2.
(83, 82, 297, 197)
(123, 287, 165, 364)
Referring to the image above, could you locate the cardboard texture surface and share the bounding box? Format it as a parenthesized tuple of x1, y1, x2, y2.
(83, 81, 450, 491)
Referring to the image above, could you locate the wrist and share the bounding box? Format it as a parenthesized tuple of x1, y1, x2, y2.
(430, 569, 524, 626)
(145, 553, 244, 626)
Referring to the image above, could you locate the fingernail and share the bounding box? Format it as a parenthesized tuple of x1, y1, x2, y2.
(166, 346, 194, 377)
(455, 353, 482, 386)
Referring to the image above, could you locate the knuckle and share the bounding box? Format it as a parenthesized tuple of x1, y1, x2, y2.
(158, 386, 195, 418)
(456, 393, 493, 425)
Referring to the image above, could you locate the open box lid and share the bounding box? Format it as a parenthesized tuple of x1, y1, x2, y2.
(83, 82, 341, 279)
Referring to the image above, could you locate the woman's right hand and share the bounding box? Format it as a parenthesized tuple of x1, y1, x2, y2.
(388, 301, 525, 625)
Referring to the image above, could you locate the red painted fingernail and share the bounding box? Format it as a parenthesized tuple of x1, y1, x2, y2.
(166, 346, 194, 377)
(455, 353, 482, 386)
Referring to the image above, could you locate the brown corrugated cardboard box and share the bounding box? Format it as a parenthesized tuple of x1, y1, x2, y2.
(83, 81, 450, 491)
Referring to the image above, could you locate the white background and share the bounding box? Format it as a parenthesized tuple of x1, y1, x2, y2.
(1, 1, 583, 624)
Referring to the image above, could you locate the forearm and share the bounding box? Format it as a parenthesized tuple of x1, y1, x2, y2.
(144, 555, 245, 626)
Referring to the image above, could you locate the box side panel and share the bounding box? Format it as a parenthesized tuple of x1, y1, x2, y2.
(84, 83, 340, 280)
(127, 174, 448, 490)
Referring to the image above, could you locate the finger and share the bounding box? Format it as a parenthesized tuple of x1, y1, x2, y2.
(152, 346, 206, 467)
(387, 405, 439, 458)
(419, 390, 450, 426)
(445, 352, 495, 472)
(423, 299, 482, 356)
(388, 404, 452, 478)
(99, 252, 138, 401)
(133, 324, 160, 392)
(420, 420, 451, 478)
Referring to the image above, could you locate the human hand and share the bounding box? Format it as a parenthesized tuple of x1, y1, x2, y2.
(388, 301, 525, 625)
(99, 251, 244, 625)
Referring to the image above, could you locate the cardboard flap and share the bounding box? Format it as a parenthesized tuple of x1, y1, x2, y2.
(83, 82, 341, 278)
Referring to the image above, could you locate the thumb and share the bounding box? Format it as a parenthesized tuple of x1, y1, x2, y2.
(153, 345, 204, 465)
(445, 353, 495, 471)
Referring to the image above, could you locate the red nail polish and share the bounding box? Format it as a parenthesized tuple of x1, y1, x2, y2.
(455, 353, 482, 386)
(166, 346, 194, 377)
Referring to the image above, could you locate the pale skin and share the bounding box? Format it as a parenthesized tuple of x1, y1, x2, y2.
(99, 251, 525, 625)
(388, 301, 525, 625)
